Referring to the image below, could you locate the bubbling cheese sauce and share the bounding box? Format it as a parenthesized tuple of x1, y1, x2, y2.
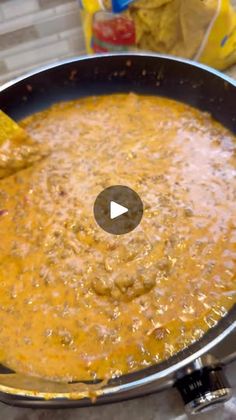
(0, 93, 235, 382)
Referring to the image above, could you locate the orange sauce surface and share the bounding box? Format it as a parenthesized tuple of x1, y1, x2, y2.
(0, 93, 235, 382)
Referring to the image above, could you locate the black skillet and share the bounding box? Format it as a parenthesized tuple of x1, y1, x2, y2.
(0, 53, 236, 413)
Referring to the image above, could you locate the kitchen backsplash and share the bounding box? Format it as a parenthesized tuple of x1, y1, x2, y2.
(0, 0, 85, 84)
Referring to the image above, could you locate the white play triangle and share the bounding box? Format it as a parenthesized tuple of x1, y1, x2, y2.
(110, 201, 128, 220)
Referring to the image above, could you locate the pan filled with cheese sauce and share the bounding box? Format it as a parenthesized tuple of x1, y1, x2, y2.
(0, 53, 236, 413)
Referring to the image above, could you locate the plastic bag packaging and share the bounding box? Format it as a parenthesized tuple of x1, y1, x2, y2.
(79, 0, 236, 70)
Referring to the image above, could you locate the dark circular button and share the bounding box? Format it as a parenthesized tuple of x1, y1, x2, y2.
(93, 185, 143, 235)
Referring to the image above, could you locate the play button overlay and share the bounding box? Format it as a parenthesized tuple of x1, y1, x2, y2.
(110, 201, 128, 219)
(94, 185, 143, 235)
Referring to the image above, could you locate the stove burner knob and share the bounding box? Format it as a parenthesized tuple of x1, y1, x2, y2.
(175, 366, 232, 415)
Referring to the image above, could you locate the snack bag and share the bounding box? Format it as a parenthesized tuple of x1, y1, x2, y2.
(79, 0, 236, 70)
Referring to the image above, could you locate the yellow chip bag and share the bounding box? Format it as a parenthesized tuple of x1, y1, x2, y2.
(79, 0, 236, 70)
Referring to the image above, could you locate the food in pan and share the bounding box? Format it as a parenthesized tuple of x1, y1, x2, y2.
(0, 93, 235, 382)
(0, 110, 48, 179)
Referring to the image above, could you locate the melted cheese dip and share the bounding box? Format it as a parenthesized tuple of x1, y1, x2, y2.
(0, 93, 236, 382)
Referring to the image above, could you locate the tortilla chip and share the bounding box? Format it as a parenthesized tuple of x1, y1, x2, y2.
(132, 0, 172, 9)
